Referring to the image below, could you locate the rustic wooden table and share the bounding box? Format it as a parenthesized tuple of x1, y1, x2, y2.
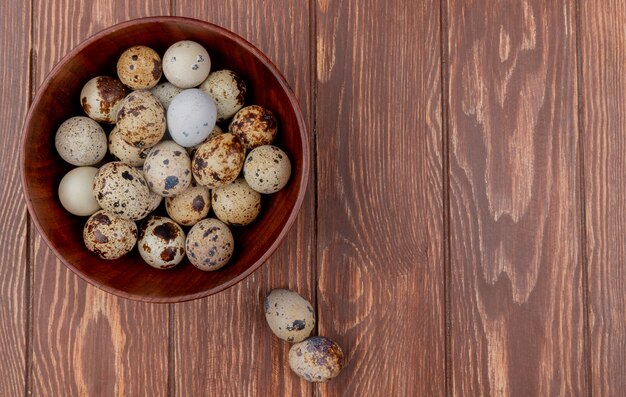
(1, 0, 623, 395)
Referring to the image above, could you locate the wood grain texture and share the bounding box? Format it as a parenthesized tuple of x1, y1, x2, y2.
(0, 1, 31, 395)
(315, 0, 445, 395)
(30, 1, 170, 396)
(172, 2, 315, 396)
(580, 1, 626, 395)
(446, 0, 586, 395)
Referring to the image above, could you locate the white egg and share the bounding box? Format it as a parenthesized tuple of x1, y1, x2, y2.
(167, 89, 217, 147)
(58, 167, 101, 216)
(162, 40, 211, 88)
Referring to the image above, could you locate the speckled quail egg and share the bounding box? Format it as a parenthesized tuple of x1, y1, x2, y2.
(147, 191, 163, 213)
(244, 145, 291, 194)
(117, 45, 162, 90)
(264, 289, 315, 343)
(162, 40, 211, 88)
(212, 178, 261, 226)
(186, 218, 234, 271)
(116, 90, 166, 148)
(138, 216, 186, 269)
(187, 124, 222, 156)
(199, 70, 246, 121)
(80, 76, 128, 123)
(165, 184, 211, 226)
(167, 89, 217, 147)
(192, 133, 244, 188)
(58, 167, 101, 216)
(55, 116, 107, 166)
(150, 82, 184, 110)
(229, 105, 277, 149)
(92, 162, 151, 221)
(288, 337, 344, 382)
(143, 140, 192, 197)
(83, 210, 138, 260)
(108, 126, 149, 167)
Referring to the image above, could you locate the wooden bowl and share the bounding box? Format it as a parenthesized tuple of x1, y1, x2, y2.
(20, 17, 308, 302)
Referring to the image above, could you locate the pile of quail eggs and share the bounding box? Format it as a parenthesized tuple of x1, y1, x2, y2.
(264, 289, 344, 382)
(56, 41, 292, 271)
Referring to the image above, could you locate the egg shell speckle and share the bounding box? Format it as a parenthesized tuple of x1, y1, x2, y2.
(83, 210, 137, 260)
(211, 178, 261, 226)
(288, 337, 344, 382)
(192, 133, 244, 189)
(165, 185, 211, 226)
(244, 145, 291, 194)
(55, 116, 107, 166)
(108, 126, 149, 167)
(229, 105, 277, 149)
(116, 90, 166, 148)
(58, 167, 101, 216)
(264, 289, 315, 343)
(150, 82, 184, 110)
(138, 216, 186, 269)
(80, 76, 128, 123)
(117, 46, 162, 90)
(163, 40, 211, 88)
(185, 218, 234, 271)
(93, 162, 152, 221)
(167, 89, 218, 147)
(143, 140, 192, 197)
(199, 70, 246, 121)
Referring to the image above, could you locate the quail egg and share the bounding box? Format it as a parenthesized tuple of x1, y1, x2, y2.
(80, 76, 128, 123)
(108, 126, 149, 166)
(167, 89, 218, 147)
(199, 70, 246, 121)
(192, 133, 244, 188)
(288, 337, 344, 382)
(162, 40, 211, 88)
(116, 90, 166, 148)
(165, 184, 211, 226)
(147, 191, 163, 213)
(55, 116, 107, 166)
(187, 124, 222, 156)
(264, 289, 315, 343)
(138, 216, 186, 269)
(243, 145, 291, 194)
(212, 178, 261, 226)
(186, 218, 234, 271)
(58, 166, 101, 216)
(229, 105, 277, 149)
(83, 210, 138, 260)
(92, 162, 151, 221)
(117, 45, 162, 90)
(150, 82, 184, 110)
(143, 140, 192, 197)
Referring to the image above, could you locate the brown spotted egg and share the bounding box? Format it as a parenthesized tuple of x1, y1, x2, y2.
(150, 82, 184, 110)
(108, 126, 149, 167)
(138, 216, 186, 269)
(80, 76, 128, 123)
(116, 90, 166, 148)
(199, 70, 246, 121)
(143, 141, 192, 197)
(192, 133, 244, 188)
(264, 289, 315, 343)
(186, 218, 234, 271)
(212, 178, 260, 226)
(165, 184, 211, 226)
(55, 116, 107, 166)
(117, 45, 162, 90)
(83, 210, 137, 260)
(93, 162, 152, 221)
(229, 105, 277, 149)
(288, 337, 344, 382)
(243, 145, 291, 194)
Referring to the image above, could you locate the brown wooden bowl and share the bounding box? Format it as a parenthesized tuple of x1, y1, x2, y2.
(20, 17, 308, 303)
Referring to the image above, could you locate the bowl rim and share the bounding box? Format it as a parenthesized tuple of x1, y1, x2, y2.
(20, 16, 309, 303)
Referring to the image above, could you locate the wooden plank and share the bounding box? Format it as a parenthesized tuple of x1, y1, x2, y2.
(580, 2, 626, 395)
(0, 1, 31, 395)
(171, 3, 315, 396)
(315, 0, 445, 395)
(446, 0, 586, 395)
(30, 2, 171, 396)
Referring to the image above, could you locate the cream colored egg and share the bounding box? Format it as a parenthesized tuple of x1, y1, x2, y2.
(264, 289, 315, 343)
(185, 218, 233, 271)
(199, 70, 246, 121)
(92, 162, 151, 221)
(162, 40, 211, 88)
(55, 116, 107, 166)
(211, 178, 260, 226)
(165, 184, 211, 226)
(243, 145, 291, 194)
(80, 76, 128, 123)
(58, 167, 101, 216)
(150, 82, 184, 110)
(116, 90, 166, 148)
(143, 140, 192, 197)
(83, 210, 137, 260)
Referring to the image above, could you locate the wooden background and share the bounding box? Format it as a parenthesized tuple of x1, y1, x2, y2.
(2, 0, 625, 395)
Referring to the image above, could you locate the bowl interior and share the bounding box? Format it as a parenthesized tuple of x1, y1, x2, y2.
(21, 18, 307, 302)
